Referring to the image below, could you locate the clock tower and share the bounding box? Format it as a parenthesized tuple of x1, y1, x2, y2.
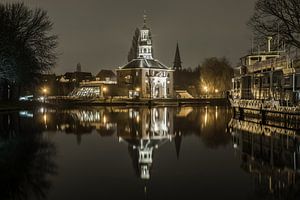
(137, 13, 153, 59)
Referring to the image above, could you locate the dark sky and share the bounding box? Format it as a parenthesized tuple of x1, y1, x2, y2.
(4, 0, 257, 74)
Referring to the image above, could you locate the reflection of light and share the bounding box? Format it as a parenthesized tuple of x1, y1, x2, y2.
(215, 106, 218, 119)
(39, 107, 45, 113)
(136, 115, 140, 123)
(19, 111, 33, 118)
(135, 87, 140, 92)
(103, 115, 107, 124)
(233, 143, 238, 149)
(43, 114, 48, 129)
(215, 89, 219, 93)
(204, 106, 208, 126)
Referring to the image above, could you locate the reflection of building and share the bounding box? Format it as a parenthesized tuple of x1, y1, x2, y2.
(118, 108, 174, 179)
(229, 118, 300, 197)
(36, 108, 117, 144)
(116, 15, 174, 99)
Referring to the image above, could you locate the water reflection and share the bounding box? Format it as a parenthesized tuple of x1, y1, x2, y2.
(6, 106, 300, 199)
(0, 112, 57, 200)
(229, 118, 300, 199)
(31, 106, 231, 181)
(118, 108, 174, 179)
(0, 106, 243, 199)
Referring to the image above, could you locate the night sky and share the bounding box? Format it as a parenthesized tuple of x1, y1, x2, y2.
(3, 0, 256, 74)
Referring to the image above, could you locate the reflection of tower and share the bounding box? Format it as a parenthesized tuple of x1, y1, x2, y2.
(118, 108, 174, 180)
(174, 131, 182, 159)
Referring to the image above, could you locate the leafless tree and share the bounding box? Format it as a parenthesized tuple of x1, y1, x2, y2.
(200, 57, 233, 93)
(0, 2, 58, 85)
(248, 0, 300, 49)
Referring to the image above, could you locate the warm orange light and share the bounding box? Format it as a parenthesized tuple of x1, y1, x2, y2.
(42, 87, 48, 94)
(135, 87, 141, 92)
(203, 86, 208, 93)
(215, 89, 219, 93)
(103, 87, 107, 92)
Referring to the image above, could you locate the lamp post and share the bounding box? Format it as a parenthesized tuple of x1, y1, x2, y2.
(215, 89, 219, 98)
(42, 87, 48, 103)
(103, 86, 107, 100)
(204, 86, 208, 98)
(135, 87, 141, 99)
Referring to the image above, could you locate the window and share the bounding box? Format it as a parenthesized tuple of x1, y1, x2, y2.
(284, 77, 291, 86)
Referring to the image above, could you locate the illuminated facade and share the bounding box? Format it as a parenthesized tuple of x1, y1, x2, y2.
(117, 16, 174, 99)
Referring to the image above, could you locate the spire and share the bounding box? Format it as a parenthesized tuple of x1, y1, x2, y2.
(173, 42, 182, 71)
(76, 62, 82, 72)
(143, 10, 147, 28)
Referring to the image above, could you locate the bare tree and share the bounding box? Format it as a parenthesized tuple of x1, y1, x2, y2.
(0, 3, 58, 93)
(248, 0, 300, 49)
(200, 57, 233, 93)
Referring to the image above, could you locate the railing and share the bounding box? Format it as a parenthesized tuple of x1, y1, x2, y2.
(230, 99, 300, 113)
(247, 57, 290, 73)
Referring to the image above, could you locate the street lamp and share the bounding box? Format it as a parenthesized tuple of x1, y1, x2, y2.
(102, 86, 107, 99)
(214, 89, 219, 98)
(203, 86, 208, 98)
(42, 87, 48, 103)
(135, 87, 140, 99)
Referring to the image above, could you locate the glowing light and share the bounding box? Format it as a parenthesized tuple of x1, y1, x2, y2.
(43, 113, 48, 129)
(215, 89, 219, 93)
(42, 87, 48, 94)
(135, 87, 141, 92)
(203, 86, 208, 93)
(204, 106, 208, 126)
(103, 87, 107, 93)
(103, 115, 107, 124)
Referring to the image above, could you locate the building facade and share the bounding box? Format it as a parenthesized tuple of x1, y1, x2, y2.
(117, 16, 174, 99)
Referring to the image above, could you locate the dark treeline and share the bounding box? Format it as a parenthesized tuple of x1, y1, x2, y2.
(174, 57, 234, 97)
(0, 2, 57, 100)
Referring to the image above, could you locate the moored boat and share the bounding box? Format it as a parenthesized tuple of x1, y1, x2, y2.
(230, 37, 300, 114)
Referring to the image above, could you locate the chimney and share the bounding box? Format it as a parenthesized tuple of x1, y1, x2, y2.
(267, 37, 272, 52)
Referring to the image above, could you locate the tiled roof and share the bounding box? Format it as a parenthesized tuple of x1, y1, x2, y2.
(120, 58, 169, 70)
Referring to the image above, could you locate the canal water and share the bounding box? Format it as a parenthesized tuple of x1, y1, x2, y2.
(0, 106, 299, 200)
